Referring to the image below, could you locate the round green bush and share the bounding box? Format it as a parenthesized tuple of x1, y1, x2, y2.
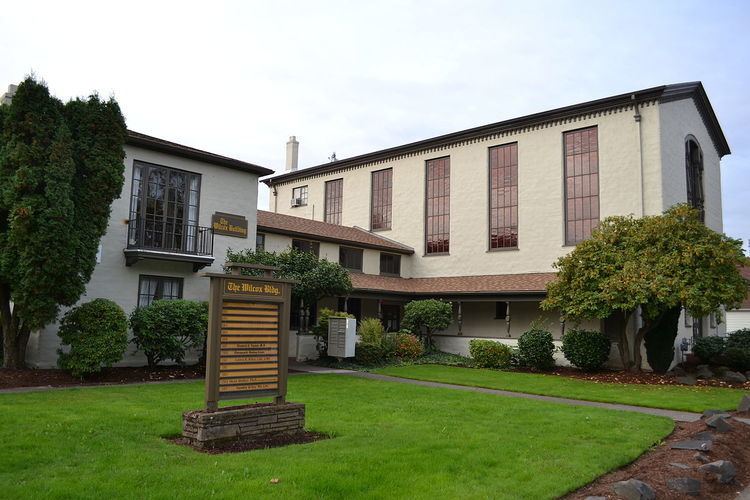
(469, 339, 513, 369)
(693, 336, 726, 364)
(393, 333, 424, 360)
(130, 300, 208, 367)
(561, 329, 611, 371)
(517, 328, 555, 370)
(726, 328, 750, 350)
(355, 342, 389, 365)
(721, 347, 750, 372)
(57, 299, 128, 378)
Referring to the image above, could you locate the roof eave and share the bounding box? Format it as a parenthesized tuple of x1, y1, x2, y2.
(257, 225, 415, 255)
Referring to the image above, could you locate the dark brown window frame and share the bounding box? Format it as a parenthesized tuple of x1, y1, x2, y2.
(339, 246, 363, 272)
(488, 142, 519, 250)
(137, 274, 184, 308)
(324, 178, 343, 225)
(685, 135, 705, 222)
(379, 252, 401, 276)
(255, 232, 266, 252)
(292, 238, 319, 257)
(424, 156, 450, 255)
(370, 168, 393, 231)
(563, 126, 600, 246)
(291, 185, 308, 207)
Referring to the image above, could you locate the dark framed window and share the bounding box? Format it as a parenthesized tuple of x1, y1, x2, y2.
(137, 275, 183, 308)
(256, 233, 266, 251)
(425, 157, 450, 254)
(382, 304, 401, 332)
(292, 239, 319, 257)
(339, 246, 363, 271)
(371, 168, 393, 230)
(379, 253, 401, 276)
(495, 302, 508, 320)
(128, 161, 201, 252)
(292, 186, 308, 207)
(489, 143, 518, 249)
(685, 137, 704, 222)
(324, 179, 343, 225)
(564, 127, 599, 245)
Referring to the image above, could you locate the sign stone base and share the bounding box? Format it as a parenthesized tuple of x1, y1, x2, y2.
(182, 402, 305, 449)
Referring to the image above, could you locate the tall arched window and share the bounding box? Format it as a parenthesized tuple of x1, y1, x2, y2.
(685, 137, 704, 222)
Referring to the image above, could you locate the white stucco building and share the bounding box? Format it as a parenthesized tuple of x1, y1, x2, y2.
(260, 82, 733, 368)
(26, 131, 273, 367)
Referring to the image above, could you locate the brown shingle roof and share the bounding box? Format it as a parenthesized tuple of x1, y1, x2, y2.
(349, 272, 556, 296)
(126, 130, 274, 177)
(257, 210, 415, 254)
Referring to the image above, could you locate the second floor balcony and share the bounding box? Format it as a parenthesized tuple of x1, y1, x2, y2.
(124, 217, 214, 271)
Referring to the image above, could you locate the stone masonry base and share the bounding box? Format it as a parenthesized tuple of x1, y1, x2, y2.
(182, 402, 305, 448)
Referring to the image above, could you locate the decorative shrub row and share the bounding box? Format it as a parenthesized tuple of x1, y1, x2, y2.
(694, 329, 750, 371)
(353, 317, 424, 365)
(469, 339, 512, 369)
(517, 328, 556, 370)
(57, 298, 208, 377)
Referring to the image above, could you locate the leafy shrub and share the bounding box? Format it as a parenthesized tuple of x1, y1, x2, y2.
(517, 328, 555, 370)
(312, 308, 354, 356)
(721, 347, 750, 372)
(469, 339, 512, 369)
(402, 299, 453, 346)
(393, 333, 424, 360)
(130, 300, 208, 367)
(693, 336, 726, 364)
(726, 328, 750, 350)
(358, 317, 385, 344)
(355, 342, 389, 365)
(561, 329, 611, 371)
(57, 299, 128, 378)
(644, 306, 681, 373)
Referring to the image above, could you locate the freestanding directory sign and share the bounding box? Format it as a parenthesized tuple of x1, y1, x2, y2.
(203, 263, 295, 410)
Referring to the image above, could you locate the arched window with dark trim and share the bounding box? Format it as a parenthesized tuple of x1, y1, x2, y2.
(685, 136, 704, 222)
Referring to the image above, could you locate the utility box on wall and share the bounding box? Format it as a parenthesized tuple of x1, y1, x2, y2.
(327, 317, 357, 358)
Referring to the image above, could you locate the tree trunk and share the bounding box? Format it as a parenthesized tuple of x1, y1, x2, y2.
(632, 325, 648, 372)
(615, 311, 633, 371)
(0, 284, 29, 369)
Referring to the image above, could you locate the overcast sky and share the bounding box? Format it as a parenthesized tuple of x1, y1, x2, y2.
(1, 0, 748, 250)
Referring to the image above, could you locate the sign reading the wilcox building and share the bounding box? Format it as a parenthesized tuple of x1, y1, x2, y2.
(211, 212, 248, 238)
(203, 264, 294, 410)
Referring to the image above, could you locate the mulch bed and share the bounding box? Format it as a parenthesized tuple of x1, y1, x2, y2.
(0, 365, 204, 389)
(518, 366, 750, 389)
(168, 431, 329, 454)
(566, 412, 750, 499)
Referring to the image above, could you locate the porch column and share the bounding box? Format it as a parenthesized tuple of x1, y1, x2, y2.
(298, 299, 306, 334)
(377, 299, 383, 320)
(560, 316, 565, 337)
(505, 301, 511, 337)
(342, 296, 348, 313)
(457, 301, 463, 336)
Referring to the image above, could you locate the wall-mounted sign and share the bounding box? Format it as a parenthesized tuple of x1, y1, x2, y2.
(203, 265, 295, 410)
(211, 212, 248, 238)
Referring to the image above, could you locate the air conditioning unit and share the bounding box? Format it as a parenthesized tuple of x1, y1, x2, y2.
(327, 316, 357, 358)
(290, 198, 303, 207)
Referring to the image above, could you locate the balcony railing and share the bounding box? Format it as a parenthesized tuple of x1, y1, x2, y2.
(124, 218, 214, 270)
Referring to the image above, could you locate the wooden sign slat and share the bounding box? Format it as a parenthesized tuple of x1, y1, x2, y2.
(220, 375, 278, 383)
(219, 369, 278, 377)
(220, 383, 278, 392)
(222, 302, 279, 310)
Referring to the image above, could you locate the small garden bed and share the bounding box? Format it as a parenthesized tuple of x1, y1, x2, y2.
(0, 365, 204, 390)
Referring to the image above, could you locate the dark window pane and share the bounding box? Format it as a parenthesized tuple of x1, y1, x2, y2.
(324, 179, 343, 224)
(339, 247, 363, 271)
(495, 302, 508, 319)
(137, 275, 183, 308)
(292, 239, 319, 257)
(425, 158, 450, 254)
(379, 253, 401, 276)
(564, 127, 599, 245)
(489, 143, 518, 249)
(371, 169, 393, 230)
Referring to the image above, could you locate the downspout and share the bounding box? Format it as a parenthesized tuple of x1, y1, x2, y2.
(632, 94, 645, 217)
(269, 180, 278, 213)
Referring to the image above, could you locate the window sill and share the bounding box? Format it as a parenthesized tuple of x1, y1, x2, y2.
(487, 247, 519, 253)
(379, 272, 401, 278)
(371, 227, 392, 233)
(423, 252, 450, 257)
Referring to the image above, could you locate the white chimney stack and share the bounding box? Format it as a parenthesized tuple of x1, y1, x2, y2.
(286, 136, 299, 171)
(1, 84, 18, 106)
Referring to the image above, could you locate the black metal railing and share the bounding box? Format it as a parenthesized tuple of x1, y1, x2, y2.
(127, 218, 214, 256)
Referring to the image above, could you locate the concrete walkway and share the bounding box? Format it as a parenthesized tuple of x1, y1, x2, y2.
(347, 371, 702, 422)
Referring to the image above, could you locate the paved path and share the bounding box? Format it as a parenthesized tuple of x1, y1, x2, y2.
(347, 371, 702, 422)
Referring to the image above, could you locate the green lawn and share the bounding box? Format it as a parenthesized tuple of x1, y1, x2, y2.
(374, 364, 747, 413)
(0, 375, 672, 499)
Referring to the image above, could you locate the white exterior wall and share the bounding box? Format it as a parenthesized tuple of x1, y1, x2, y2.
(272, 104, 662, 278)
(26, 145, 261, 368)
(726, 310, 750, 333)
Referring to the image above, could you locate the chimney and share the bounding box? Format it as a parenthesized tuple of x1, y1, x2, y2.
(0, 84, 18, 106)
(285, 136, 299, 171)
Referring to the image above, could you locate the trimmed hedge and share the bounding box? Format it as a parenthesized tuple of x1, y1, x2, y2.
(469, 339, 512, 369)
(561, 329, 611, 371)
(57, 299, 128, 378)
(130, 300, 208, 367)
(355, 342, 390, 365)
(726, 328, 750, 350)
(722, 347, 750, 372)
(693, 336, 726, 364)
(518, 329, 555, 370)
